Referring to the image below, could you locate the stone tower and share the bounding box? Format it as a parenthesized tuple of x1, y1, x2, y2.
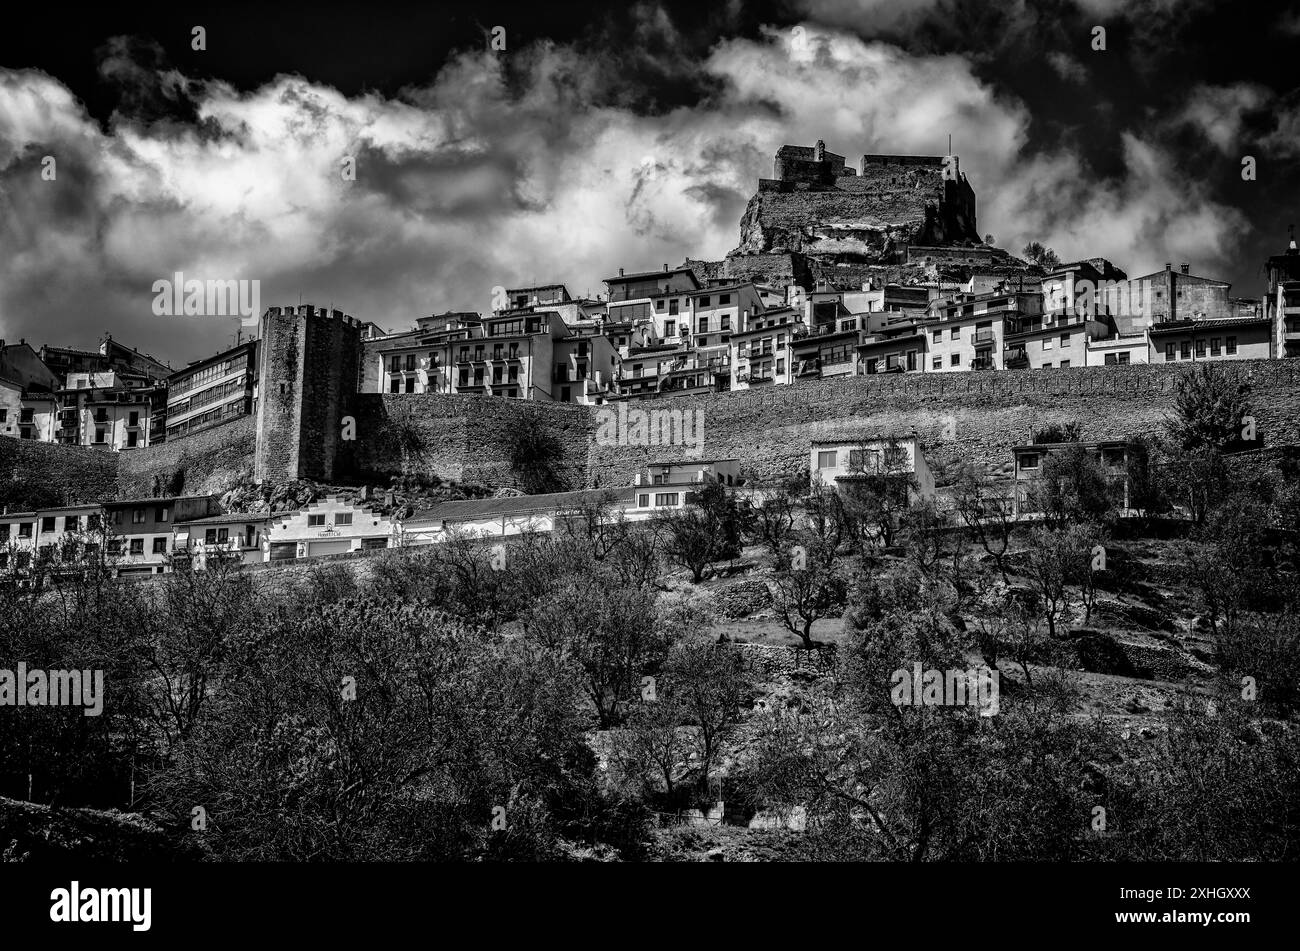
(253, 304, 362, 484)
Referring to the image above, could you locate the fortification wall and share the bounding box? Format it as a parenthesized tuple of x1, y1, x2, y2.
(116, 415, 257, 499)
(349, 393, 593, 490)
(0, 438, 119, 507)
(584, 359, 1300, 488)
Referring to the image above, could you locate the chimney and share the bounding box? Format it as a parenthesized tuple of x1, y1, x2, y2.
(618, 268, 624, 277)
(663, 263, 669, 272)
(1164, 262, 1172, 271)
(1180, 263, 1189, 274)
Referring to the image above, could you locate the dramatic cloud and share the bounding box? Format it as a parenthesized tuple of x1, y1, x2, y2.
(0, 17, 1265, 363)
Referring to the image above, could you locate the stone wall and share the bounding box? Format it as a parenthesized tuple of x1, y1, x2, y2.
(116, 415, 256, 499)
(349, 393, 593, 490)
(0, 437, 118, 507)
(585, 358, 1300, 488)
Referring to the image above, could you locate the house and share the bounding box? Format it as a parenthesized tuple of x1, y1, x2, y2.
(402, 488, 630, 546)
(1085, 333, 1148, 366)
(173, 512, 273, 570)
(1011, 440, 1132, 518)
(729, 307, 800, 389)
(0, 503, 103, 573)
(627, 459, 742, 516)
(266, 496, 396, 560)
(102, 496, 220, 576)
(810, 437, 936, 503)
(855, 314, 926, 376)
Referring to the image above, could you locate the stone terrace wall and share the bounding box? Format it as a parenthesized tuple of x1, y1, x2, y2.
(350, 393, 593, 490)
(116, 415, 256, 499)
(0, 437, 119, 506)
(586, 359, 1300, 488)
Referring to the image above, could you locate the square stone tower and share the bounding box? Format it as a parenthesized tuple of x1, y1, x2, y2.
(253, 304, 362, 484)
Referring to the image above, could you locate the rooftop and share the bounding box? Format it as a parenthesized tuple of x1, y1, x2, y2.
(408, 488, 628, 524)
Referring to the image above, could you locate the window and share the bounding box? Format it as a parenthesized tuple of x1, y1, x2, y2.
(721, 315, 731, 331)
(1059, 360, 1070, 368)
(65, 516, 80, 533)
(217, 528, 229, 543)
(931, 329, 942, 343)
(1165, 342, 1176, 361)
(335, 513, 353, 526)
(1020, 453, 1041, 470)
(1195, 339, 1206, 357)
(405, 354, 416, 372)
(654, 493, 679, 506)
(152, 538, 167, 554)
(950, 327, 959, 340)
(308, 514, 326, 527)
(405, 378, 415, 393)
(390, 378, 401, 393)
(950, 353, 960, 366)
(95, 427, 106, 444)
(719, 294, 731, 305)
(1226, 336, 1238, 354)
(698, 296, 710, 307)
(1181, 341, 1191, 359)
(655, 299, 665, 312)
(133, 509, 145, 524)
(933, 357, 941, 369)
(18, 523, 32, 538)
(665, 322, 676, 338)
(127, 431, 139, 448)
(390, 355, 402, 372)
(669, 299, 680, 316)
(156, 507, 170, 523)
(776, 358, 785, 374)
(1210, 337, 1221, 355)
(129, 539, 144, 556)
(41, 517, 56, 533)
(205, 529, 217, 545)
(0, 525, 8, 543)
(817, 450, 837, 469)
(1118, 352, 1130, 365)
(1060, 333, 1071, 347)
(638, 493, 650, 507)
(1042, 338, 1053, 350)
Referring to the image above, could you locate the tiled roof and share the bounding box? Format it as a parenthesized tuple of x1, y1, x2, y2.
(408, 488, 629, 524)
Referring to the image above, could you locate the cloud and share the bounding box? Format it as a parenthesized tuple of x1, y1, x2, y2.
(0, 18, 1258, 363)
(1174, 83, 1270, 153)
(1046, 51, 1087, 83)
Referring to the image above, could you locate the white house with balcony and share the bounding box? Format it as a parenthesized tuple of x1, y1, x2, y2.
(627, 458, 743, 516)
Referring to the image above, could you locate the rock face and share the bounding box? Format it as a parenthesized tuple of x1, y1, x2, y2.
(731, 149, 981, 263)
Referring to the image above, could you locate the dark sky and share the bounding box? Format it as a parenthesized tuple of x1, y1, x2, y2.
(1, 0, 1297, 365)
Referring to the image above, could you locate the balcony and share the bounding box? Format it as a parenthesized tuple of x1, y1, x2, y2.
(971, 357, 995, 371)
(973, 328, 996, 343)
(1004, 349, 1029, 369)
(795, 358, 821, 377)
(745, 372, 775, 385)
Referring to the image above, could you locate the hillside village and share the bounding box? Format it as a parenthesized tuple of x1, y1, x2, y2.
(1, 117, 1299, 869)
(2, 141, 1299, 577)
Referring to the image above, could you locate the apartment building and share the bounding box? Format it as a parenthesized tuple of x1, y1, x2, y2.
(1147, 317, 1273, 363)
(53, 371, 155, 450)
(102, 495, 219, 576)
(856, 314, 926, 375)
(730, 307, 799, 389)
(926, 289, 1041, 372)
(1265, 234, 1300, 358)
(165, 340, 257, 441)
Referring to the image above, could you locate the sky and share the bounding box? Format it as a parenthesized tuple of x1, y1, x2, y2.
(1, 0, 1298, 366)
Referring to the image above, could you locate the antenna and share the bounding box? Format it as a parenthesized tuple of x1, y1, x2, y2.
(948, 133, 952, 155)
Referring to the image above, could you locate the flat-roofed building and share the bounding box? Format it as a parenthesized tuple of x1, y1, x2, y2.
(810, 436, 936, 502)
(165, 340, 257, 441)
